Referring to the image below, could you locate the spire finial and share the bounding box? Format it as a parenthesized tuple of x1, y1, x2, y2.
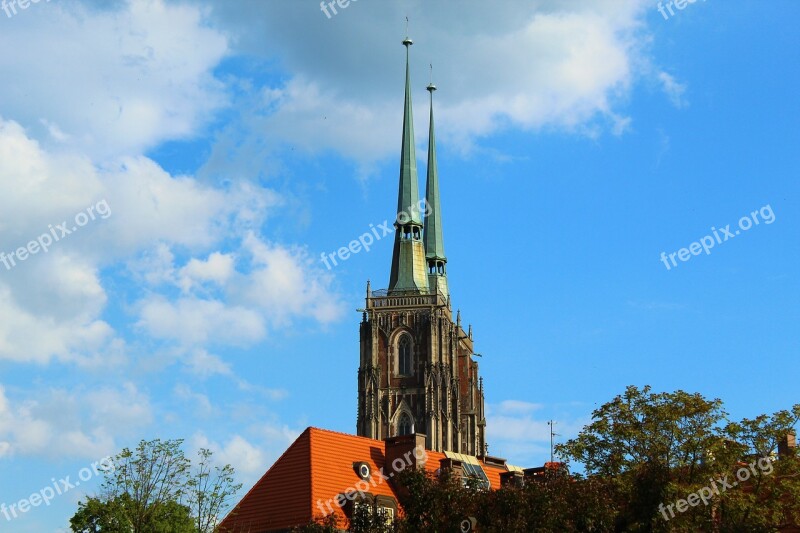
(403, 17, 412, 47)
(427, 64, 436, 93)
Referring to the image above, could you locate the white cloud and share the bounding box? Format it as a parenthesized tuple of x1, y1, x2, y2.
(236, 233, 345, 326)
(0, 105, 343, 366)
(0, 115, 292, 365)
(202, 0, 651, 172)
(191, 433, 266, 478)
(0, 0, 229, 159)
(100, 156, 268, 256)
(134, 234, 345, 347)
(174, 384, 215, 417)
(494, 400, 544, 415)
(179, 252, 235, 293)
(0, 383, 151, 460)
(137, 295, 266, 347)
(0, 118, 104, 245)
(85, 383, 154, 434)
(185, 348, 233, 378)
(658, 71, 688, 108)
(236, 381, 288, 402)
(127, 242, 178, 287)
(486, 400, 590, 465)
(0, 281, 119, 366)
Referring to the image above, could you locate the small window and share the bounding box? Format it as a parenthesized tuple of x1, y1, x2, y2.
(378, 506, 395, 525)
(398, 413, 413, 436)
(462, 462, 491, 490)
(398, 335, 412, 375)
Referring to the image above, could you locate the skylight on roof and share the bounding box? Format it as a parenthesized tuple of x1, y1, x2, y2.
(462, 462, 490, 490)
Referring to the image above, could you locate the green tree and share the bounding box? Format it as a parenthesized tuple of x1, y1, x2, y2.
(394, 468, 478, 533)
(717, 406, 800, 532)
(70, 493, 194, 533)
(557, 385, 800, 532)
(70, 494, 131, 533)
(70, 439, 241, 533)
(556, 385, 727, 531)
(292, 512, 340, 532)
(473, 468, 616, 532)
(557, 385, 726, 479)
(188, 449, 243, 533)
(288, 387, 800, 532)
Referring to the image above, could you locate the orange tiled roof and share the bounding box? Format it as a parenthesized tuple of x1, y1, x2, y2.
(309, 427, 401, 516)
(219, 427, 313, 532)
(220, 427, 520, 532)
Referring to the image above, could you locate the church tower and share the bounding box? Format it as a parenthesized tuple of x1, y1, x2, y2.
(357, 35, 487, 455)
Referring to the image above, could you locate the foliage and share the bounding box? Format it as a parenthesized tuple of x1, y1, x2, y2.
(188, 448, 243, 533)
(293, 387, 799, 532)
(70, 493, 194, 533)
(70, 439, 241, 533)
(292, 512, 341, 533)
(557, 386, 800, 532)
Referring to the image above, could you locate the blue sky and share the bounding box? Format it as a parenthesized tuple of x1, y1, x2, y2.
(0, 0, 798, 530)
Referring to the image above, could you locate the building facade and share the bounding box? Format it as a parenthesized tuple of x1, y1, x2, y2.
(356, 36, 486, 455)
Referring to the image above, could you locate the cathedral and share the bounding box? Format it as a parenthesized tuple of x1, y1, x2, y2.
(356, 35, 487, 456)
(218, 36, 505, 533)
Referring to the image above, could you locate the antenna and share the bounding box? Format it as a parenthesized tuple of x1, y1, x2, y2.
(547, 420, 560, 464)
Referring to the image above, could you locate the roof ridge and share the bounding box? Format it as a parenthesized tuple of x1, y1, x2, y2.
(308, 426, 397, 445)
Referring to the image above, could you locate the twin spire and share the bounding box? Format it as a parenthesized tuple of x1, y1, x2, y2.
(388, 34, 448, 297)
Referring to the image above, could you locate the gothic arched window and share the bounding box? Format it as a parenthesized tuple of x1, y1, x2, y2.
(398, 335, 412, 375)
(399, 413, 413, 436)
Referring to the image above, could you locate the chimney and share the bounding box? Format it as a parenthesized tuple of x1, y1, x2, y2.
(385, 433, 428, 474)
(500, 470, 525, 488)
(523, 466, 547, 483)
(439, 457, 464, 482)
(477, 454, 507, 468)
(778, 433, 796, 459)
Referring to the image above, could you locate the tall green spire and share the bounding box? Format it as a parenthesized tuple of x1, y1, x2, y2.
(389, 34, 429, 293)
(424, 76, 448, 298)
(395, 37, 423, 227)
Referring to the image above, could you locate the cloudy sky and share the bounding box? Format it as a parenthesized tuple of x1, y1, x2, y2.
(0, 0, 798, 530)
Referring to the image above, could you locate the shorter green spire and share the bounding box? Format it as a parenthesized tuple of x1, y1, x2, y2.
(424, 71, 448, 298)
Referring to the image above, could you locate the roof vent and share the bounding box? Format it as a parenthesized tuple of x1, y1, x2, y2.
(354, 461, 371, 480)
